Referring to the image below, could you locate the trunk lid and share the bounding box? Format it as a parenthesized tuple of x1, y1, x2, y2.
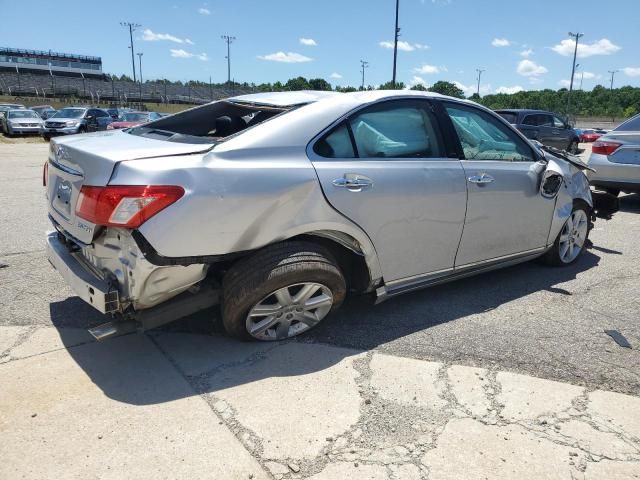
(47, 130, 211, 244)
(603, 132, 640, 165)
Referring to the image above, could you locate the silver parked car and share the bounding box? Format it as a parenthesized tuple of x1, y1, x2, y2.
(2, 109, 44, 135)
(46, 90, 600, 342)
(588, 114, 640, 195)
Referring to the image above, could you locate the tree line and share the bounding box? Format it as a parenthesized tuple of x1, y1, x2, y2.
(110, 73, 640, 118)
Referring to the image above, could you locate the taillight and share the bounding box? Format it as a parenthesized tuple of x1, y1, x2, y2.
(43, 161, 48, 187)
(592, 141, 622, 156)
(76, 185, 185, 228)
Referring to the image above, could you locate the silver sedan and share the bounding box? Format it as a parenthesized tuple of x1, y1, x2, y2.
(588, 114, 640, 195)
(45, 90, 599, 342)
(2, 109, 43, 136)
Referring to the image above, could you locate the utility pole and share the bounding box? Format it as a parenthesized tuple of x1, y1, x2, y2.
(121, 22, 140, 82)
(360, 60, 369, 90)
(566, 31, 583, 118)
(475, 68, 485, 97)
(137, 52, 143, 101)
(392, 0, 400, 87)
(209, 75, 213, 100)
(221, 35, 236, 84)
(579, 72, 584, 90)
(608, 70, 619, 91)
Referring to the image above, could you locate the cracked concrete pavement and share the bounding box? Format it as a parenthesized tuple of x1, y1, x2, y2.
(1, 143, 640, 478)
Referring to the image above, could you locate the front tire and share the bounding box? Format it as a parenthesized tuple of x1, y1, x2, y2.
(568, 139, 579, 154)
(222, 241, 346, 341)
(541, 204, 590, 266)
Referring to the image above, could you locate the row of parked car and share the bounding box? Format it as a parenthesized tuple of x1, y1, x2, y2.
(0, 103, 163, 140)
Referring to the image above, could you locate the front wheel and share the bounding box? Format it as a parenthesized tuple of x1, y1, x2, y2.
(222, 241, 346, 341)
(541, 204, 590, 266)
(568, 140, 579, 154)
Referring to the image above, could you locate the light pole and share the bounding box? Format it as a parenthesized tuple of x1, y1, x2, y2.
(392, 0, 400, 87)
(475, 68, 485, 97)
(608, 70, 619, 91)
(360, 60, 369, 90)
(137, 52, 143, 101)
(120, 22, 140, 82)
(566, 31, 583, 118)
(221, 35, 236, 84)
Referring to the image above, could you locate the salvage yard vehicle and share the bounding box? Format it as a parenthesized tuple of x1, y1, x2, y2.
(42, 107, 112, 140)
(1, 109, 43, 135)
(588, 113, 640, 195)
(46, 90, 607, 342)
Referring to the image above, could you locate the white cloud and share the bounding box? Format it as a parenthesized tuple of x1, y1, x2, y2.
(492, 38, 510, 47)
(454, 81, 491, 97)
(330, 72, 343, 79)
(257, 51, 313, 63)
(299, 38, 317, 46)
(623, 67, 640, 77)
(520, 48, 533, 57)
(414, 64, 440, 74)
(517, 59, 548, 77)
(170, 49, 208, 61)
(551, 38, 621, 58)
(558, 79, 571, 88)
(581, 71, 597, 80)
(495, 85, 524, 94)
(143, 29, 193, 45)
(379, 40, 428, 52)
(408, 76, 428, 88)
(198, 7, 210, 15)
(528, 77, 544, 85)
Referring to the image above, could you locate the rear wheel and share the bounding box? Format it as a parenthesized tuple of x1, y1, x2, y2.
(541, 204, 590, 266)
(222, 241, 346, 341)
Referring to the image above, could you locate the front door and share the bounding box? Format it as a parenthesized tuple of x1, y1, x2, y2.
(310, 99, 467, 282)
(442, 102, 556, 267)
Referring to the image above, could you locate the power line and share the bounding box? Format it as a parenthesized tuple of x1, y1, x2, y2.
(360, 60, 369, 90)
(392, 0, 400, 87)
(566, 31, 583, 118)
(475, 68, 485, 97)
(221, 35, 236, 84)
(120, 22, 141, 83)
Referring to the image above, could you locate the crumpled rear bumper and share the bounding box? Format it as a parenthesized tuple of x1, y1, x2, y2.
(46, 231, 119, 314)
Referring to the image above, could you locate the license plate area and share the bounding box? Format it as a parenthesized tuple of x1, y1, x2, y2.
(52, 177, 73, 220)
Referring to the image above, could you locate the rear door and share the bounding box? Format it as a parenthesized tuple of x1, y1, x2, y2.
(309, 99, 467, 282)
(85, 109, 99, 132)
(442, 102, 556, 266)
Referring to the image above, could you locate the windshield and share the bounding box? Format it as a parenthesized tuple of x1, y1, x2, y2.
(8, 110, 40, 119)
(53, 108, 85, 119)
(122, 113, 149, 122)
(496, 112, 518, 124)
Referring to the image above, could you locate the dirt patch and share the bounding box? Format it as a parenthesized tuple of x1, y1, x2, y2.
(0, 134, 47, 145)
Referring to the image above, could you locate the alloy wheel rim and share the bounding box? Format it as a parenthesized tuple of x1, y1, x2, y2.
(246, 282, 333, 341)
(559, 210, 588, 263)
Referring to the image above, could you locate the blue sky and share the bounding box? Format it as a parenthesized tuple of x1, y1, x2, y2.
(2, 0, 639, 93)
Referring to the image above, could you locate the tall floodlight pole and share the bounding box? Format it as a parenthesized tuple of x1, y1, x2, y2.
(221, 35, 236, 83)
(137, 52, 143, 101)
(608, 70, 619, 91)
(392, 0, 400, 87)
(121, 22, 140, 82)
(360, 60, 369, 90)
(475, 69, 485, 97)
(566, 31, 583, 118)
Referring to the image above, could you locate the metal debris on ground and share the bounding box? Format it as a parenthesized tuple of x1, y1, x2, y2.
(604, 330, 632, 349)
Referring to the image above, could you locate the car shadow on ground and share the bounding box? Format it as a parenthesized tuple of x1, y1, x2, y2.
(49, 246, 602, 405)
(619, 192, 640, 213)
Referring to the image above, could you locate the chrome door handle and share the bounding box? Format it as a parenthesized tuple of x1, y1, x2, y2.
(332, 177, 373, 190)
(467, 173, 495, 184)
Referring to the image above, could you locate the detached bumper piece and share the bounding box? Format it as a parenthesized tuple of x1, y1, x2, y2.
(88, 285, 220, 341)
(591, 189, 620, 220)
(46, 231, 120, 314)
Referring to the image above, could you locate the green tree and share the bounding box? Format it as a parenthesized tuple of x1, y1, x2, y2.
(428, 81, 464, 98)
(285, 77, 311, 91)
(410, 83, 428, 91)
(309, 78, 332, 91)
(378, 81, 406, 90)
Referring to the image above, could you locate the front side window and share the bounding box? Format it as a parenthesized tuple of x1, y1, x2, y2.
(445, 104, 534, 162)
(553, 116, 566, 128)
(349, 103, 444, 158)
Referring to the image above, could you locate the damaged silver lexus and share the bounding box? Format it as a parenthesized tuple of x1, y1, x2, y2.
(45, 90, 610, 341)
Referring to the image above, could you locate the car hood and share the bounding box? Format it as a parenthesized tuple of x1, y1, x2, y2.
(46, 117, 83, 123)
(9, 118, 42, 123)
(111, 121, 143, 128)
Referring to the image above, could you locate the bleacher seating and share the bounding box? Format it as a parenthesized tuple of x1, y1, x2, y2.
(0, 71, 250, 105)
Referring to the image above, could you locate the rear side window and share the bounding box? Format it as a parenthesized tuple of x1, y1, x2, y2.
(314, 123, 355, 158)
(445, 104, 534, 162)
(616, 114, 640, 132)
(349, 103, 444, 158)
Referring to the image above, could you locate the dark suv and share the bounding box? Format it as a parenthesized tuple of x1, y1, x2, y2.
(495, 109, 580, 153)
